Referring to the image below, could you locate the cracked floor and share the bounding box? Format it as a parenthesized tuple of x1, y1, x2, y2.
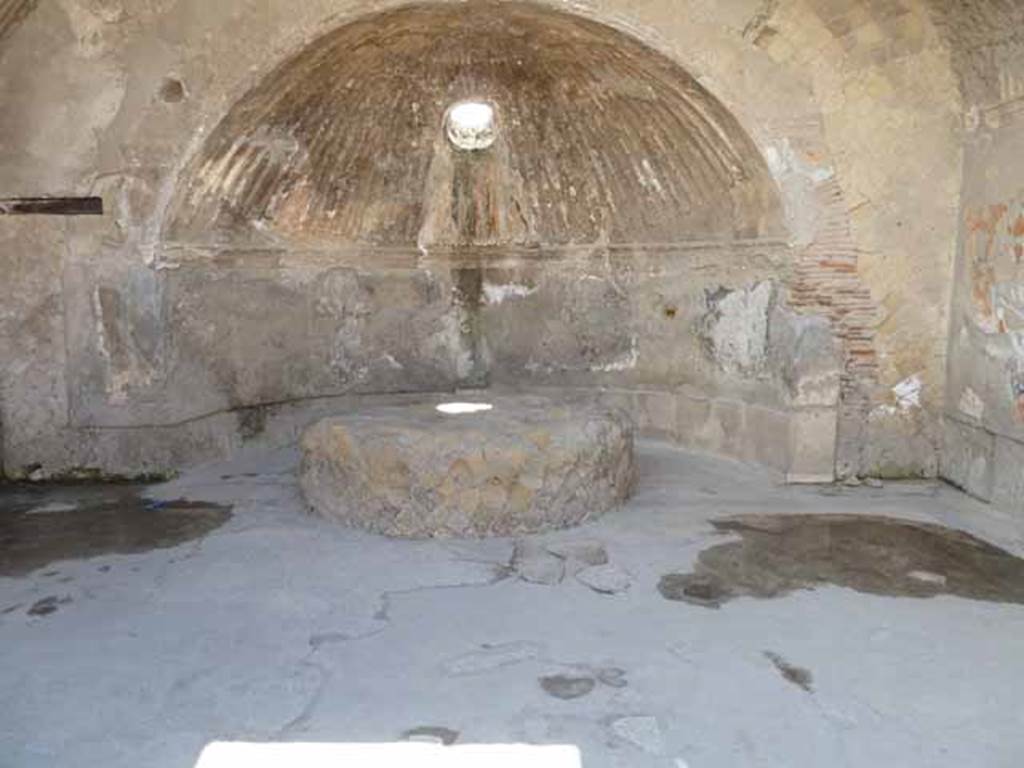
(2, 440, 1024, 768)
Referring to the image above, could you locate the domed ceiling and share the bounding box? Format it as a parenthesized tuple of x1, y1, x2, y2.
(167, 1, 785, 249)
(0, 1, 37, 47)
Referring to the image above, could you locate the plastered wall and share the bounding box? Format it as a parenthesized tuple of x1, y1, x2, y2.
(938, 0, 1024, 512)
(0, 0, 977, 488)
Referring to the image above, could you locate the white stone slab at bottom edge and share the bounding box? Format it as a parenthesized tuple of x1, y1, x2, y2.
(194, 741, 583, 768)
(786, 472, 835, 485)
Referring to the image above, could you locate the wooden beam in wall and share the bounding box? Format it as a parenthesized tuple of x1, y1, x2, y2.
(0, 197, 103, 215)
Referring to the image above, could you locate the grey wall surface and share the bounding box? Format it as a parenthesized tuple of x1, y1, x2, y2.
(1, 0, 1018, 508)
(940, 0, 1024, 512)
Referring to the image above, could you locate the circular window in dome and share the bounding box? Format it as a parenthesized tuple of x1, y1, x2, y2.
(445, 101, 497, 151)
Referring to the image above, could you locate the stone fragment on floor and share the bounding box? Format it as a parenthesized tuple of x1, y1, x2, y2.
(513, 540, 565, 585)
(576, 564, 632, 594)
(610, 715, 664, 754)
(546, 539, 609, 575)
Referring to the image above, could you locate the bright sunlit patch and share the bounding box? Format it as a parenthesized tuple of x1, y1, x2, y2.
(194, 741, 582, 768)
(436, 402, 494, 415)
(445, 100, 497, 151)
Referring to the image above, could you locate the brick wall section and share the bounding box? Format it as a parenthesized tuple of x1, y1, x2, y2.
(790, 175, 880, 476)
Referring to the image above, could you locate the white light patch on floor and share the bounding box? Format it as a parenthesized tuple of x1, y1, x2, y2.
(194, 742, 582, 768)
(436, 402, 494, 415)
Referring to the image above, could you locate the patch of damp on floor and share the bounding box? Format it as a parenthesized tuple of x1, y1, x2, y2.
(658, 514, 1024, 608)
(27, 595, 73, 617)
(0, 484, 232, 577)
(763, 651, 814, 693)
(539, 674, 597, 700)
(538, 665, 628, 701)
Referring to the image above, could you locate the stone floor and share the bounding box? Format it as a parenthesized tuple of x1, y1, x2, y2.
(2, 440, 1024, 768)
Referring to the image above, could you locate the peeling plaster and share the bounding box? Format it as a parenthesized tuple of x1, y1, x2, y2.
(482, 283, 536, 305)
(0, 0, 971, 482)
(700, 282, 773, 378)
(589, 337, 639, 373)
(958, 387, 985, 421)
(763, 139, 834, 248)
(764, 139, 834, 186)
(893, 375, 923, 411)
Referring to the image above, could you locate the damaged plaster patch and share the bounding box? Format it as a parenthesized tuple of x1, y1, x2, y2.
(521, 340, 638, 374)
(432, 313, 476, 381)
(769, 305, 841, 407)
(240, 125, 305, 166)
(92, 286, 157, 404)
(22, 33, 126, 183)
(958, 387, 986, 421)
(742, 0, 780, 44)
(763, 139, 834, 247)
(699, 282, 773, 377)
(763, 140, 834, 185)
(892, 374, 923, 411)
(636, 159, 665, 195)
(58, 0, 124, 58)
(589, 337, 639, 373)
(482, 282, 536, 305)
(1012, 369, 1024, 422)
(871, 374, 925, 422)
(993, 283, 1024, 332)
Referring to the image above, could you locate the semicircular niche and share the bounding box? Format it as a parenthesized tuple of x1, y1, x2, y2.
(166, 1, 785, 250)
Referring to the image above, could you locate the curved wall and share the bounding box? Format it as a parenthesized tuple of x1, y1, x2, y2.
(147, 3, 827, 483)
(0, 0, 966, 482)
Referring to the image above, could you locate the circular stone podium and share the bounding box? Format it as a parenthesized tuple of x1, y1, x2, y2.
(298, 396, 635, 538)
